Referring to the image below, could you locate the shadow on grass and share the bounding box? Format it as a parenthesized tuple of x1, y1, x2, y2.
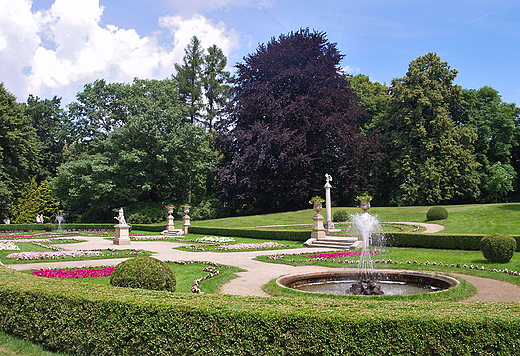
(497, 203, 520, 212)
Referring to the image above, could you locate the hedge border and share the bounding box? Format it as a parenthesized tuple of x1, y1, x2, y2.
(4, 223, 519, 252)
(386, 232, 520, 251)
(189, 226, 309, 241)
(1, 266, 520, 355)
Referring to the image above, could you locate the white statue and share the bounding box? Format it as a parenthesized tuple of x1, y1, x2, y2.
(115, 207, 127, 225)
(325, 173, 332, 184)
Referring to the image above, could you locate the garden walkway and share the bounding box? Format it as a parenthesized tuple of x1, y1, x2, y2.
(7, 235, 520, 302)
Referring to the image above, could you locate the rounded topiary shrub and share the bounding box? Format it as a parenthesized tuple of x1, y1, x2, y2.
(426, 207, 448, 221)
(43, 223, 54, 232)
(333, 210, 349, 222)
(109, 256, 176, 292)
(480, 234, 516, 263)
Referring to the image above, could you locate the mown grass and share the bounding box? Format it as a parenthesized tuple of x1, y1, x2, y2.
(262, 274, 477, 302)
(0, 331, 71, 356)
(191, 202, 520, 235)
(22, 262, 243, 294)
(256, 245, 520, 288)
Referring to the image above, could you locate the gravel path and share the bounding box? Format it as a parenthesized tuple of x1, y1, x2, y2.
(7, 235, 520, 302)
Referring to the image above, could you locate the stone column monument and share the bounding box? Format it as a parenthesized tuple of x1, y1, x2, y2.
(323, 173, 335, 231)
(113, 207, 131, 245)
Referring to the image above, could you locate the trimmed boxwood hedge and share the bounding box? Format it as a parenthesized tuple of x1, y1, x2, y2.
(386, 232, 520, 251)
(1, 266, 520, 355)
(0, 223, 117, 232)
(189, 226, 310, 241)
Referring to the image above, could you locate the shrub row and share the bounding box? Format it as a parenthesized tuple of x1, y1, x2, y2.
(0, 223, 169, 233)
(189, 226, 309, 241)
(1, 266, 520, 355)
(131, 224, 166, 232)
(386, 232, 520, 251)
(0, 223, 119, 232)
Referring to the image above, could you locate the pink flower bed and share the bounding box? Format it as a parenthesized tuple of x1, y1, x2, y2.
(0, 235, 35, 239)
(219, 242, 286, 250)
(309, 251, 383, 259)
(32, 267, 114, 279)
(0, 238, 51, 243)
(6, 250, 103, 260)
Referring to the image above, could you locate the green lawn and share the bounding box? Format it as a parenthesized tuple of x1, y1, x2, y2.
(0, 331, 71, 356)
(191, 203, 520, 235)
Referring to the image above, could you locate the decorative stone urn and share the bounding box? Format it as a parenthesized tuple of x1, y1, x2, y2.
(182, 205, 191, 235)
(311, 202, 326, 240)
(166, 206, 175, 232)
(360, 199, 371, 213)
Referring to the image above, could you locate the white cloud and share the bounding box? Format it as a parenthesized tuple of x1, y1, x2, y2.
(0, 0, 240, 103)
(159, 14, 239, 59)
(343, 65, 361, 75)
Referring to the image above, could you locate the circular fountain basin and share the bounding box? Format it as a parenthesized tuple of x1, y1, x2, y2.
(277, 270, 459, 296)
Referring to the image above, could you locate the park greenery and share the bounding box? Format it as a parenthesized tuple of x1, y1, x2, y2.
(1, 29, 519, 223)
(3, 26, 520, 355)
(1, 202, 520, 354)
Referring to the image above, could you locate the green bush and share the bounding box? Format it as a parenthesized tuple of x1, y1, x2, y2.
(426, 207, 448, 221)
(1, 267, 520, 356)
(480, 233, 517, 263)
(333, 210, 349, 222)
(110, 256, 176, 292)
(126, 201, 166, 224)
(43, 223, 54, 232)
(189, 226, 309, 241)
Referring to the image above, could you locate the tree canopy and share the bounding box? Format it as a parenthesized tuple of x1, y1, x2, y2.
(52, 78, 218, 221)
(376, 53, 481, 205)
(216, 29, 381, 213)
(0, 84, 38, 219)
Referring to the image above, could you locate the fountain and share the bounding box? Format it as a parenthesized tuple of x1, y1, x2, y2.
(281, 193, 460, 296)
(54, 212, 65, 232)
(348, 209, 384, 295)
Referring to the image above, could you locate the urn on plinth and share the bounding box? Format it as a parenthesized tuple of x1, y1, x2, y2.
(360, 199, 371, 213)
(182, 205, 191, 235)
(309, 196, 326, 240)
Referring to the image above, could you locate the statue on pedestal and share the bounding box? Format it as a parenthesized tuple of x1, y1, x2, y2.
(115, 208, 127, 225)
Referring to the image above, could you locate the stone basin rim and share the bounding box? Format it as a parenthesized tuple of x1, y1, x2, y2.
(276, 269, 460, 295)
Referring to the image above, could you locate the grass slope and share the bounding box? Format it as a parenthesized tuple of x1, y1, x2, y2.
(191, 203, 520, 235)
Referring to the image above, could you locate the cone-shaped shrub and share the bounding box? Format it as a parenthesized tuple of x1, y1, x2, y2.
(480, 234, 516, 263)
(110, 256, 176, 292)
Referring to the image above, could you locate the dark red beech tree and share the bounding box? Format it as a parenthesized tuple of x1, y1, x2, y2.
(216, 29, 381, 213)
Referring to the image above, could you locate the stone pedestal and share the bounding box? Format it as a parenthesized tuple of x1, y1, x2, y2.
(311, 203, 326, 240)
(182, 205, 191, 234)
(113, 224, 131, 245)
(166, 207, 175, 232)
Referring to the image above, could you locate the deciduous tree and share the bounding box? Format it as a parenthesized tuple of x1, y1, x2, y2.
(25, 95, 69, 181)
(380, 53, 480, 205)
(0, 83, 38, 219)
(53, 78, 217, 221)
(216, 29, 381, 213)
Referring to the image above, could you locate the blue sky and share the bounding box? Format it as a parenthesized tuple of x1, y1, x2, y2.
(1, 0, 519, 105)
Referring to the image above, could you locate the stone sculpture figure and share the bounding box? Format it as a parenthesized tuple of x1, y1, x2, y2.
(115, 208, 127, 225)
